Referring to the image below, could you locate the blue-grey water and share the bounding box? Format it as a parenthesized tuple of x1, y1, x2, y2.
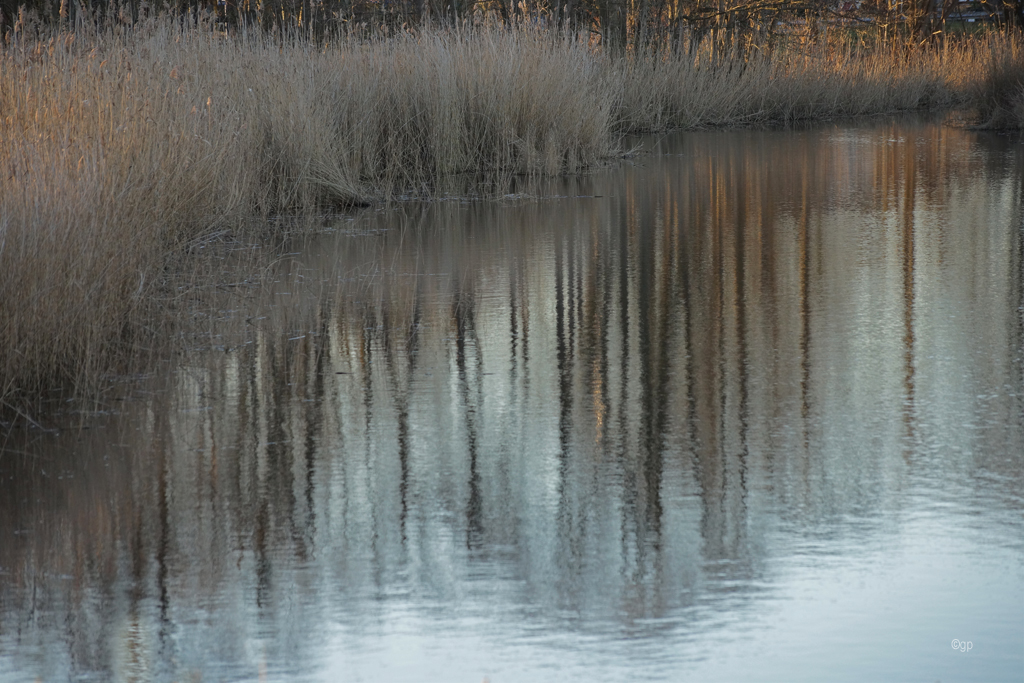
(1, 119, 1022, 682)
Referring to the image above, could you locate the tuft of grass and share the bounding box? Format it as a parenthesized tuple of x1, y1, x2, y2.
(0, 18, 1018, 411)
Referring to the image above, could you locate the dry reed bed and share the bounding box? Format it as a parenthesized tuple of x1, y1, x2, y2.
(0, 21, 1016, 407)
(973, 35, 1024, 129)
(614, 35, 1010, 129)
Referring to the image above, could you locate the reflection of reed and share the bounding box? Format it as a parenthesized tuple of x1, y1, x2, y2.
(1, 121, 1022, 678)
(901, 136, 918, 452)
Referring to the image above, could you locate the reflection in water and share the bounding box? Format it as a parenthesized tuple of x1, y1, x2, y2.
(1, 120, 1022, 682)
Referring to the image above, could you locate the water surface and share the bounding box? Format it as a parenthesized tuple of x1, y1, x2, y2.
(1, 119, 1022, 682)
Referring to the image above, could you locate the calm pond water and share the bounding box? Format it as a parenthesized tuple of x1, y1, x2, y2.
(1, 119, 1022, 682)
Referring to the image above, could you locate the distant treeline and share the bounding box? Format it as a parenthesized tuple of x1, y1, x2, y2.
(2, 0, 1021, 47)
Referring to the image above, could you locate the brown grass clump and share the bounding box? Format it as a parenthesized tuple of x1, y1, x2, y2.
(970, 33, 1024, 129)
(0, 24, 261, 405)
(0, 18, 1017, 410)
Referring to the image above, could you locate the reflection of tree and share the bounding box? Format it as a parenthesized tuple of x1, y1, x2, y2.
(1, 122, 1021, 678)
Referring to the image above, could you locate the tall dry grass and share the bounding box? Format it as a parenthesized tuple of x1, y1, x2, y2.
(971, 33, 1024, 129)
(613, 33, 996, 130)
(1, 24, 259, 406)
(0, 18, 1017, 410)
